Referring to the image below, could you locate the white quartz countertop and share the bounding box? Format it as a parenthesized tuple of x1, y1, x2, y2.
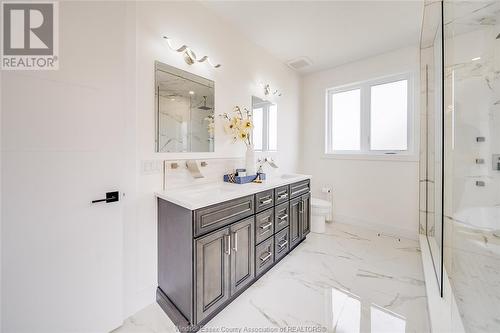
(156, 174, 311, 210)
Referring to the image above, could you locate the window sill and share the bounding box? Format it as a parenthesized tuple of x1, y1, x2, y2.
(322, 153, 419, 162)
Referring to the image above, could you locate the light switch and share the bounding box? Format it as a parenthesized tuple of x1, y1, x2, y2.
(141, 160, 162, 175)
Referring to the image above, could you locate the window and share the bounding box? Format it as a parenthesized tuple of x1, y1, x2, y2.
(252, 96, 277, 151)
(325, 73, 413, 156)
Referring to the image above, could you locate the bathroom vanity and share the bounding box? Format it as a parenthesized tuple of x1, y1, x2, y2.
(156, 176, 311, 331)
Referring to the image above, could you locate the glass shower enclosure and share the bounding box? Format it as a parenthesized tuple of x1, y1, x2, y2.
(421, 1, 500, 331)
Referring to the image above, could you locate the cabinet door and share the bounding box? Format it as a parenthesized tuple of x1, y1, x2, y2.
(289, 196, 301, 248)
(230, 217, 255, 295)
(300, 193, 311, 239)
(195, 228, 230, 324)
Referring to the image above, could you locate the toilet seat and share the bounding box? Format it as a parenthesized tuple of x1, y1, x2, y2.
(311, 197, 333, 233)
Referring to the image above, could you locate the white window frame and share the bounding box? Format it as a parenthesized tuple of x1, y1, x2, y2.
(324, 72, 415, 160)
(253, 102, 277, 152)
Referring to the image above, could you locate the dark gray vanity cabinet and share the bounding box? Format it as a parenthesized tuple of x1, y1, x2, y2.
(157, 179, 310, 332)
(301, 193, 311, 238)
(194, 227, 231, 323)
(229, 217, 255, 294)
(194, 216, 255, 323)
(289, 196, 302, 248)
(289, 192, 311, 249)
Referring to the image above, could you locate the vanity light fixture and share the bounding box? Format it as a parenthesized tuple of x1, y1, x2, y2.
(264, 83, 282, 97)
(471, 57, 481, 61)
(162, 36, 221, 68)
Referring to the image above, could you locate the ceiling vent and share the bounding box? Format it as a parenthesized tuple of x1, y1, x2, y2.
(287, 57, 312, 70)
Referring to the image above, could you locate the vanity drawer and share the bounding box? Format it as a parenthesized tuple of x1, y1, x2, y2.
(194, 195, 254, 237)
(255, 236, 274, 277)
(255, 208, 274, 244)
(274, 185, 289, 204)
(255, 190, 274, 212)
(274, 202, 289, 232)
(274, 227, 289, 261)
(289, 180, 310, 199)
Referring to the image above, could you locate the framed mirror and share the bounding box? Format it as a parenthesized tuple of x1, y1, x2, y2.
(155, 61, 215, 152)
(252, 96, 277, 151)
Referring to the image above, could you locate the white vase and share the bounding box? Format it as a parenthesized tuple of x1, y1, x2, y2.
(245, 146, 256, 176)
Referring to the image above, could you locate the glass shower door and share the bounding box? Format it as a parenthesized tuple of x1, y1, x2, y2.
(443, 1, 500, 331)
(420, 0, 444, 295)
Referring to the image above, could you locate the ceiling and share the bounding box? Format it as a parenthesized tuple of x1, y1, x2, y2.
(202, 1, 423, 74)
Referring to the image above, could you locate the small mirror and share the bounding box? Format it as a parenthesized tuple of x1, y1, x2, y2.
(155, 61, 215, 152)
(252, 96, 277, 151)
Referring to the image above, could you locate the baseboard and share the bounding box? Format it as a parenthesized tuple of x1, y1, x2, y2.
(156, 287, 193, 332)
(333, 213, 418, 240)
(419, 235, 465, 333)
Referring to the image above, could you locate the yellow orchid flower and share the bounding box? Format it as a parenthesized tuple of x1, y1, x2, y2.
(243, 120, 253, 129)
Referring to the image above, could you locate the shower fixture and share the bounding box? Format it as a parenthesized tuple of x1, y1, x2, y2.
(493, 154, 500, 170)
(197, 96, 212, 111)
(162, 36, 221, 68)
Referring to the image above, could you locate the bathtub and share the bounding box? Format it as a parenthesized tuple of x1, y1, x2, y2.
(451, 206, 500, 256)
(453, 206, 500, 233)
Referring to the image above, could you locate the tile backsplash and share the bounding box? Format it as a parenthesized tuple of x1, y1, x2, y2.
(163, 157, 281, 190)
(163, 158, 244, 190)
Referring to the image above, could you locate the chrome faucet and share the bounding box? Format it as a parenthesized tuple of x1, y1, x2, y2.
(257, 157, 278, 173)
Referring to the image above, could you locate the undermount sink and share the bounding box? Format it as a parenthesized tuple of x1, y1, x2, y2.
(278, 174, 301, 179)
(176, 184, 238, 199)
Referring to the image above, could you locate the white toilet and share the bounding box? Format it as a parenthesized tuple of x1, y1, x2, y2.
(311, 197, 332, 233)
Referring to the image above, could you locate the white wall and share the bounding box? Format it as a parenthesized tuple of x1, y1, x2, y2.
(300, 46, 420, 239)
(2, 2, 135, 331)
(125, 1, 301, 317)
(0, 61, 3, 332)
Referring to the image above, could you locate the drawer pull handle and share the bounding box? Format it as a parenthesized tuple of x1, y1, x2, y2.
(278, 214, 288, 221)
(293, 187, 309, 196)
(224, 234, 231, 256)
(260, 251, 272, 262)
(260, 198, 273, 205)
(278, 240, 288, 249)
(232, 232, 238, 252)
(260, 222, 273, 230)
(278, 193, 288, 200)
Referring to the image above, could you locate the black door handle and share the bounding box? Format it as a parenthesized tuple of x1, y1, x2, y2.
(92, 191, 119, 204)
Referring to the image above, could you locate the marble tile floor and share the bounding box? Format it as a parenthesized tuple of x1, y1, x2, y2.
(114, 222, 430, 333)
